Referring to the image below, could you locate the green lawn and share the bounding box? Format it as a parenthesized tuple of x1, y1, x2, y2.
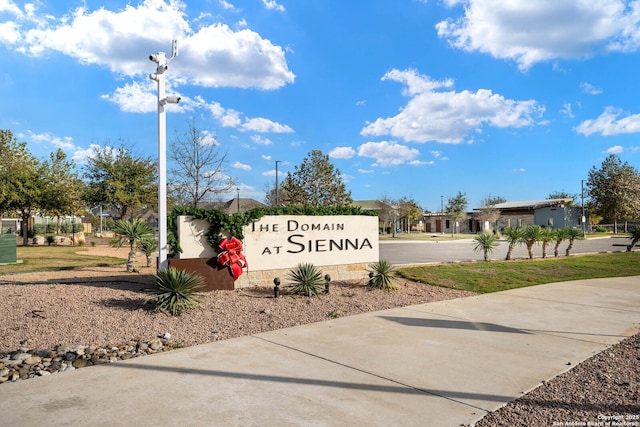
(398, 252, 640, 294)
(0, 246, 126, 274)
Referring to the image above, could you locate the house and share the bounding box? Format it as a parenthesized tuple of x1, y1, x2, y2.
(474, 198, 583, 232)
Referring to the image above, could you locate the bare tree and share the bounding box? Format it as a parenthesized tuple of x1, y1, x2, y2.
(169, 118, 234, 207)
(475, 194, 504, 232)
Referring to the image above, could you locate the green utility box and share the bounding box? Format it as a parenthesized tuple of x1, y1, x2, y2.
(0, 232, 17, 264)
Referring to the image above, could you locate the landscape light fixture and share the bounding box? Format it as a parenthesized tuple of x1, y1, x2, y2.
(149, 40, 179, 270)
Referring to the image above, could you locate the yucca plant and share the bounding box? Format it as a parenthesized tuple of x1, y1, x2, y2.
(553, 228, 569, 257)
(522, 225, 543, 259)
(368, 259, 396, 289)
(539, 228, 555, 259)
(112, 219, 153, 272)
(287, 263, 325, 296)
(149, 267, 204, 315)
(137, 237, 159, 267)
(564, 227, 583, 256)
(627, 226, 640, 252)
(503, 227, 523, 260)
(472, 233, 498, 262)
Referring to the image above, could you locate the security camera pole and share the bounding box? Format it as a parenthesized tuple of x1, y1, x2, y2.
(149, 40, 179, 270)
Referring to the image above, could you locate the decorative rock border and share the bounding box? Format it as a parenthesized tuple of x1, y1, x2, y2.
(0, 335, 175, 384)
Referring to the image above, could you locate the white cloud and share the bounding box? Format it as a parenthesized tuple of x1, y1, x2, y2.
(251, 135, 273, 145)
(206, 101, 292, 133)
(329, 146, 356, 159)
(575, 106, 640, 136)
(357, 140, 421, 167)
(561, 103, 574, 118)
(580, 82, 603, 95)
(605, 145, 624, 154)
(100, 80, 157, 113)
(21, 130, 76, 151)
(514, 168, 526, 173)
(358, 169, 374, 174)
(261, 154, 272, 161)
(200, 130, 218, 146)
(242, 118, 293, 133)
(362, 69, 543, 143)
(219, 0, 236, 10)
(409, 160, 434, 166)
(436, 0, 640, 70)
(233, 161, 252, 170)
(6, 1, 295, 89)
(262, 0, 285, 12)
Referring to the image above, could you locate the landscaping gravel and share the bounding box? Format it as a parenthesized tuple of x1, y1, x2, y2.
(0, 246, 637, 425)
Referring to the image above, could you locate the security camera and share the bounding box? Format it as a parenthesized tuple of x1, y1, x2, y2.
(158, 64, 168, 73)
(160, 96, 181, 105)
(149, 73, 159, 81)
(149, 54, 159, 63)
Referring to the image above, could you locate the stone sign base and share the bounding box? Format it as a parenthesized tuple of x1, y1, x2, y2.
(235, 263, 370, 289)
(167, 257, 235, 291)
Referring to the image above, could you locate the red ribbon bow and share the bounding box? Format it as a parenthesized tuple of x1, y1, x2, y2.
(217, 237, 248, 280)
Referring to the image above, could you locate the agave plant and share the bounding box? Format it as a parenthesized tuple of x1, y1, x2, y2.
(137, 237, 159, 267)
(368, 259, 396, 289)
(472, 233, 498, 262)
(287, 263, 325, 296)
(149, 267, 204, 315)
(626, 226, 640, 252)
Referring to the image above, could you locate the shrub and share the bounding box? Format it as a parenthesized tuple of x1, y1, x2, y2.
(368, 259, 396, 290)
(149, 267, 204, 315)
(46, 235, 55, 246)
(287, 263, 325, 296)
(595, 226, 608, 233)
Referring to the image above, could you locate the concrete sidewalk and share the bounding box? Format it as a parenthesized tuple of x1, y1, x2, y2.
(1, 276, 638, 427)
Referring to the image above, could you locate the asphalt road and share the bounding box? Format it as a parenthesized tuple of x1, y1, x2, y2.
(379, 235, 632, 265)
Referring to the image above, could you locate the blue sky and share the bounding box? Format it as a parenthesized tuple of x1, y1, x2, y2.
(2, 0, 640, 211)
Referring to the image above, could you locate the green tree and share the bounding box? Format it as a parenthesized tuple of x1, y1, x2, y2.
(112, 219, 153, 272)
(398, 196, 422, 233)
(473, 232, 499, 262)
(445, 191, 468, 235)
(40, 149, 85, 234)
(281, 150, 352, 207)
(587, 154, 640, 233)
(0, 130, 42, 245)
(548, 190, 578, 207)
(84, 144, 157, 220)
(168, 118, 234, 207)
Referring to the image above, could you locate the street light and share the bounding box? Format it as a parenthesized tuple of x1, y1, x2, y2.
(581, 179, 586, 235)
(440, 195, 444, 235)
(275, 160, 281, 207)
(237, 187, 241, 213)
(149, 40, 180, 270)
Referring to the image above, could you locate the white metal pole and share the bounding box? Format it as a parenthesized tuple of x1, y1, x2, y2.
(156, 52, 168, 270)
